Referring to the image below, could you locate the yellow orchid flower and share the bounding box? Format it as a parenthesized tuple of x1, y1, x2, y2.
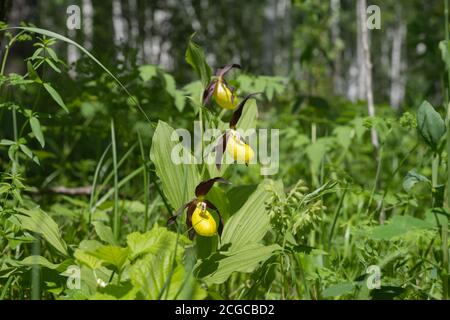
(167, 177, 230, 239)
(203, 64, 240, 110)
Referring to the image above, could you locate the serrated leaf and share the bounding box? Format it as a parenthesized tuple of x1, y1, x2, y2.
(139, 65, 158, 82)
(74, 249, 103, 270)
(127, 226, 204, 299)
(90, 245, 129, 271)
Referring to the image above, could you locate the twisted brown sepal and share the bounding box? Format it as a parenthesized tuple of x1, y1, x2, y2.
(229, 92, 262, 129)
(195, 177, 230, 197)
(215, 63, 241, 78)
(214, 131, 230, 170)
(202, 79, 217, 106)
(204, 200, 224, 236)
(186, 201, 197, 240)
(167, 199, 196, 226)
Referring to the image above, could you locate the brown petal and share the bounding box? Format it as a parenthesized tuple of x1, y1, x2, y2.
(215, 63, 241, 78)
(195, 177, 231, 197)
(204, 200, 224, 236)
(229, 92, 262, 129)
(202, 79, 217, 106)
(167, 199, 196, 226)
(215, 132, 229, 170)
(186, 202, 197, 240)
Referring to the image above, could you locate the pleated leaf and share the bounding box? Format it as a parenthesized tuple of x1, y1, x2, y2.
(15, 207, 68, 256)
(150, 120, 200, 210)
(195, 243, 280, 285)
(221, 179, 274, 251)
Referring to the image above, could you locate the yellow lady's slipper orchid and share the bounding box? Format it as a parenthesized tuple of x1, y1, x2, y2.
(226, 131, 254, 165)
(214, 92, 262, 170)
(191, 202, 217, 237)
(203, 64, 241, 110)
(167, 177, 229, 239)
(213, 79, 238, 110)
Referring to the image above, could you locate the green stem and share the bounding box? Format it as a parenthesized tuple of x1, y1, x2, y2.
(432, 153, 440, 205)
(138, 131, 149, 231)
(111, 118, 120, 241)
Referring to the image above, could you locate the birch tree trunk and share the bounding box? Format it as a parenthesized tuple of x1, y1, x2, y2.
(390, 10, 407, 110)
(262, 0, 277, 75)
(358, 0, 379, 149)
(331, 0, 344, 95)
(82, 0, 93, 50)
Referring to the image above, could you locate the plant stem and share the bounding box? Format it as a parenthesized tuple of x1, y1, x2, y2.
(111, 118, 120, 241)
(138, 131, 150, 231)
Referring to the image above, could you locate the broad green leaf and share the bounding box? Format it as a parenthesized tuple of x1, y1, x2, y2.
(19, 143, 40, 165)
(195, 243, 280, 285)
(182, 80, 203, 113)
(333, 126, 353, 150)
(226, 184, 258, 215)
(439, 40, 450, 70)
(126, 225, 189, 260)
(163, 74, 185, 112)
(74, 249, 103, 270)
(236, 99, 258, 131)
(417, 101, 445, 150)
(139, 65, 158, 82)
(18, 255, 72, 272)
(27, 61, 42, 83)
(185, 36, 212, 88)
(150, 121, 200, 211)
(221, 179, 274, 251)
(30, 117, 45, 147)
(322, 282, 355, 298)
(92, 221, 117, 245)
(0, 139, 15, 145)
(43, 83, 68, 113)
(305, 138, 329, 173)
(128, 226, 205, 300)
(368, 215, 434, 240)
(15, 207, 68, 255)
(90, 245, 129, 271)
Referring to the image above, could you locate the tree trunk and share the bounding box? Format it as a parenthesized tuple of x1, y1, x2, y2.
(390, 9, 407, 110)
(82, 0, 93, 50)
(358, 0, 379, 149)
(262, 0, 277, 75)
(331, 0, 344, 95)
